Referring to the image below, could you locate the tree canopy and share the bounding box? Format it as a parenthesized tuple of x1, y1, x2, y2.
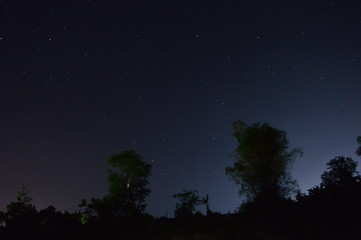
(173, 189, 199, 218)
(321, 156, 361, 188)
(1, 186, 37, 228)
(107, 150, 152, 217)
(226, 121, 302, 201)
(356, 136, 361, 156)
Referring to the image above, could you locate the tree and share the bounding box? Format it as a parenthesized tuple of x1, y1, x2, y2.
(297, 156, 361, 234)
(197, 194, 211, 216)
(37, 205, 70, 229)
(321, 156, 361, 187)
(225, 121, 302, 201)
(173, 189, 199, 217)
(4, 185, 37, 228)
(79, 196, 115, 223)
(107, 150, 152, 217)
(356, 136, 361, 156)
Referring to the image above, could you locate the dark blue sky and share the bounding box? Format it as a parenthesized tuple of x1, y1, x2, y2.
(1, 0, 361, 217)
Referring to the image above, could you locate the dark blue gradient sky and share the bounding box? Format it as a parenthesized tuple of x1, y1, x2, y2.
(1, 0, 361, 217)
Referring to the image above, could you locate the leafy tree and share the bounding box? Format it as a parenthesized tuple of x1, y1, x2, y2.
(37, 205, 73, 230)
(356, 136, 361, 156)
(173, 189, 199, 217)
(107, 150, 152, 217)
(225, 121, 302, 201)
(297, 156, 361, 234)
(4, 185, 37, 228)
(79, 197, 115, 223)
(321, 156, 361, 187)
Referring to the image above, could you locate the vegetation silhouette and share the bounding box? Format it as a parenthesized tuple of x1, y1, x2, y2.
(79, 151, 152, 221)
(296, 156, 361, 238)
(107, 150, 152, 217)
(321, 156, 361, 187)
(356, 136, 361, 156)
(0, 131, 361, 239)
(173, 189, 200, 218)
(223, 121, 302, 235)
(225, 121, 302, 202)
(1, 185, 37, 230)
(0, 186, 83, 239)
(197, 194, 211, 216)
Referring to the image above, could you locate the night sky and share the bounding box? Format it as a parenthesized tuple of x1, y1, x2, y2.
(1, 1, 361, 217)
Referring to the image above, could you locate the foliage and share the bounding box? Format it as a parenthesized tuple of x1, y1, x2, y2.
(38, 205, 80, 230)
(298, 156, 361, 203)
(356, 136, 361, 156)
(79, 196, 116, 223)
(107, 150, 152, 217)
(3, 185, 37, 228)
(302, 156, 361, 203)
(321, 156, 361, 187)
(173, 189, 200, 217)
(296, 156, 361, 236)
(225, 121, 302, 201)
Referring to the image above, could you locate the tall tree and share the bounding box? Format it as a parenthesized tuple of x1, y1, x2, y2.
(321, 156, 361, 187)
(173, 189, 199, 218)
(107, 150, 152, 217)
(226, 121, 302, 201)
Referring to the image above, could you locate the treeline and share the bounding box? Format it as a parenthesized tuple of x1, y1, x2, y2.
(0, 121, 361, 239)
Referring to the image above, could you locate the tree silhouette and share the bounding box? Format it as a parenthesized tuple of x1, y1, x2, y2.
(356, 136, 361, 156)
(173, 189, 199, 218)
(79, 196, 115, 223)
(107, 150, 152, 217)
(321, 156, 361, 187)
(226, 121, 302, 201)
(3, 185, 37, 228)
(296, 156, 361, 237)
(37, 205, 75, 231)
(197, 194, 210, 216)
